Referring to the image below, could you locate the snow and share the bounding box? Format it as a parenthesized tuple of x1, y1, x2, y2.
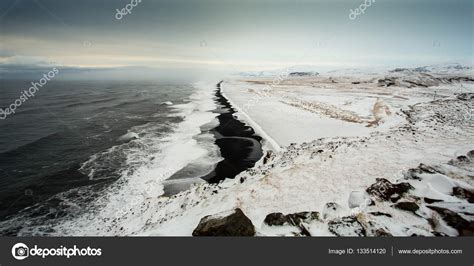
(220, 77, 432, 147)
(348, 191, 371, 209)
(132, 95, 470, 236)
(52, 68, 473, 237)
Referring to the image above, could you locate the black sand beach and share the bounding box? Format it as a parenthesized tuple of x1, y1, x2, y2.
(204, 81, 263, 184)
(162, 82, 263, 195)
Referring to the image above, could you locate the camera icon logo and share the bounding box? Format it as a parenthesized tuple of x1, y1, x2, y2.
(11, 243, 29, 260)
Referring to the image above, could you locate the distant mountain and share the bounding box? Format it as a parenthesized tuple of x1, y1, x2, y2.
(390, 63, 472, 75)
(379, 63, 473, 88)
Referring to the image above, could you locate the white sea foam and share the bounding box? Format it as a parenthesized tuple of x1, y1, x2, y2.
(54, 82, 222, 235)
(116, 132, 139, 142)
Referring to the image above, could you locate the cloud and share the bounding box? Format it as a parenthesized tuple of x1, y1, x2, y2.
(0, 49, 15, 58)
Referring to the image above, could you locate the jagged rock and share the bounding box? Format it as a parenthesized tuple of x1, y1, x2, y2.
(264, 212, 319, 226)
(393, 201, 419, 214)
(452, 187, 474, 203)
(192, 208, 255, 236)
(456, 155, 469, 162)
(288, 212, 320, 224)
(449, 153, 473, 165)
(264, 213, 288, 226)
(366, 178, 413, 202)
(404, 163, 438, 180)
(263, 151, 273, 164)
(428, 206, 474, 236)
(322, 202, 343, 220)
(328, 216, 366, 236)
(263, 211, 319, 236)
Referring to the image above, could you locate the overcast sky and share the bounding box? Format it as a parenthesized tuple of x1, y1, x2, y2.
(0, 0, 472, 78)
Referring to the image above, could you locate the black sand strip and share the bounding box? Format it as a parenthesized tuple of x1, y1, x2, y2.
(201, 81, 263, 183)
(162, 81, 263, 195)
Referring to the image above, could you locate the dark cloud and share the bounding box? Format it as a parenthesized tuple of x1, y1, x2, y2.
(0, 0, 472, 73)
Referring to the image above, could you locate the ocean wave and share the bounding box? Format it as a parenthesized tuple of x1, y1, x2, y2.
(0, 132, 61, 155)
(52, 82, 222, 235)
(63, 97, 117, 108)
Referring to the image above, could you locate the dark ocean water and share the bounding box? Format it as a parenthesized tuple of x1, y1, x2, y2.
(0, 79, 192, 234)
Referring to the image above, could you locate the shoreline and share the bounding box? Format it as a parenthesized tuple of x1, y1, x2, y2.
(201, 81, 263, 184)
(162, 81, 263, 196)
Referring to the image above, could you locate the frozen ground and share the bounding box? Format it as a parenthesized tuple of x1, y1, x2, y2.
(52, 65, 473, 236)
(222, 64, 474, 149)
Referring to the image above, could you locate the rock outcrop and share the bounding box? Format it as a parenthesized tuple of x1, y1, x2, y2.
(192, 208, 256, 236)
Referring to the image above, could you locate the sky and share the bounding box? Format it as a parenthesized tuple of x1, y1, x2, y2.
(0, 0, 472, 79)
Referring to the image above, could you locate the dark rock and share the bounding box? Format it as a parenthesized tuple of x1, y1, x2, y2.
(264, 211, 319, 226)
(366, 178, 413, 202)
(452, 187, 474, 203)
(263, 211, 319, 236)
(467, 150, 474, 158)
(287, 212, 320, 224)
(456, 155, 469, 162)
(298, 223, 312, 237)
(432, 231, 449, 237)
(263, 151, 273, 164)
(427, 206, 474, 236)
(378, 78, 396, 87)
(264, 213, 288, 226)
(404, 164, 438, 180)
(374, 228, 393, 237)
(328, 216, 366, 236)
(424, 197, 444, 204)
(192, 208, 255, 236)
(393, 201, 419, 213)
(369, 212, 392, 218)
(418, 164, 438, 174)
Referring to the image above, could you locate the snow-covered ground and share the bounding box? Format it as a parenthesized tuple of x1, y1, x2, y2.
(222, 64, 474, 149)
(53, 65, 474, 236)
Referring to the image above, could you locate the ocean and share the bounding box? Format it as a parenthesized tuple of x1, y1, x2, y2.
(0, 79, 223, 235)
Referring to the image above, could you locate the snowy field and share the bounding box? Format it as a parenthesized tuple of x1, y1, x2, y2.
(222, 66, 474, 150)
